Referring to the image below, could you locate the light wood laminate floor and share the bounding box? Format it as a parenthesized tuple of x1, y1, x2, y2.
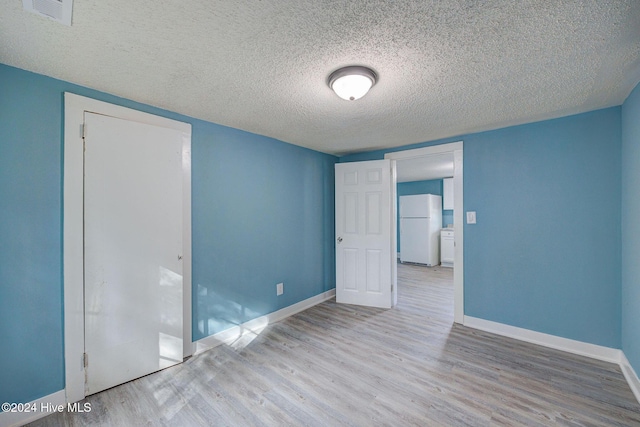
(30, 264, 640, 426)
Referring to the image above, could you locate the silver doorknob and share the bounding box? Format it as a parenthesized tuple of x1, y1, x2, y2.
(337, 237, 343, 243)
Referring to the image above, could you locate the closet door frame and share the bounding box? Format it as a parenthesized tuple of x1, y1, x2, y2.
(63, 93, 192, 403)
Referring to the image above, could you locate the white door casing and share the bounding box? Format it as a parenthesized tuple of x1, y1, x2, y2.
(83, 112, 184, 395)
(64, 93, 192, 403)
(335, 160, 394, 308)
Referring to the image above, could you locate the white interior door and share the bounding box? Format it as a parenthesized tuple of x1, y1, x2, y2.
(83, 112, 184, 395)
(335, 160, 393, 308)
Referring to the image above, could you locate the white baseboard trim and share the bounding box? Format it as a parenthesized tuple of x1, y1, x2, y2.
(194, 289, 336, 355)
(620, 352, 640, 404)
(463, 316, 640, 405)
(0, 390, 66, 427)
(463, 316, 621, 363)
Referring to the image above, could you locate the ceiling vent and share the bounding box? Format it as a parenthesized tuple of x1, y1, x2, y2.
(23, 0, 73, 26)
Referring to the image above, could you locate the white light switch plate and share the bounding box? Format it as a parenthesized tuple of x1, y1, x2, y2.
(466, 211, 477, 224)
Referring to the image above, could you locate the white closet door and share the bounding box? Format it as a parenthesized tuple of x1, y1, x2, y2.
(83, 112, 184, 395)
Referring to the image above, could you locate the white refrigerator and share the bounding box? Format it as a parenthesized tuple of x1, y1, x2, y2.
(399, 194, 442, 266)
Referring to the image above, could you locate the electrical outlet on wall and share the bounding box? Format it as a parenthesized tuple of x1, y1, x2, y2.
(276, 282, 284, 296)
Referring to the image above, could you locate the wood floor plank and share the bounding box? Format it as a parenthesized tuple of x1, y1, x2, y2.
(27, 264, 640, 426)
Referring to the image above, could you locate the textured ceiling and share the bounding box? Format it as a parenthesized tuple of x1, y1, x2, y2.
(2, 1, 639, 155)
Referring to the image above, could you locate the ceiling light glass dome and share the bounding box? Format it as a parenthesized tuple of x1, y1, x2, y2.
(328, 66, 377, 101)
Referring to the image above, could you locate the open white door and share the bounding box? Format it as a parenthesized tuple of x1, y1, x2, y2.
(83, 112, 184, 395)
(335, 160, 394, 308)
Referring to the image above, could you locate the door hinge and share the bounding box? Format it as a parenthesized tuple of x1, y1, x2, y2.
(80, 124, 86, 139)
(83, 352, 88, 368)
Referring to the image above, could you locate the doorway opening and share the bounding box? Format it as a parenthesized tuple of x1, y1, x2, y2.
(385, 142, 463, 324)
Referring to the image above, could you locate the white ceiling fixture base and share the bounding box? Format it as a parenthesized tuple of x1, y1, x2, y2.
(23, 0, 72, 26)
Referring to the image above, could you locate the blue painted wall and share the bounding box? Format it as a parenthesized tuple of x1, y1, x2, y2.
(443, 210, 454, 228)
(342, 108, 622, 348)
(622, 81, 640, 376)
(0, 64, 336, 405)
(192, 125, 336, 338)
(0, 65, 65, 405)
(396, 180, 448, 252)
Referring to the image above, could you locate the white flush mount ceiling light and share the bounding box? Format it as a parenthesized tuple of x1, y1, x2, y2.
(328, 66, 377, 101)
